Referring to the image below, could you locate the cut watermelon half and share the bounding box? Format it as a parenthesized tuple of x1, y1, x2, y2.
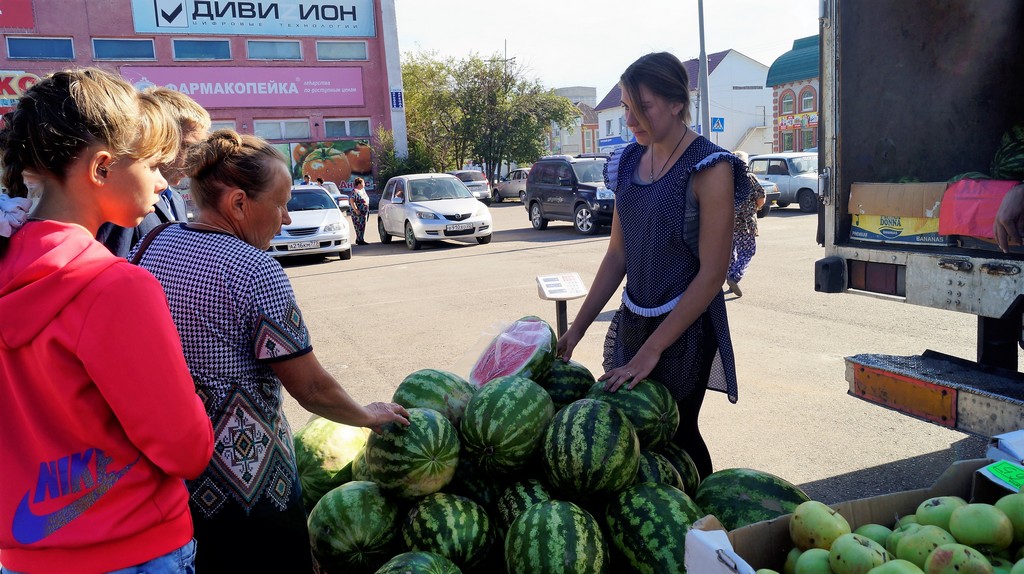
(468, 317, 555, 387)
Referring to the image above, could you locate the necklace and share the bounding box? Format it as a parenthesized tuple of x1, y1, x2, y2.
(650, 126, 688, 183)
(189, 221, 235, 236)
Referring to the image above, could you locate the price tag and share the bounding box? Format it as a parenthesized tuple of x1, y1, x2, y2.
(536, 273, 588, 301)
(984, 460, 1024, 491)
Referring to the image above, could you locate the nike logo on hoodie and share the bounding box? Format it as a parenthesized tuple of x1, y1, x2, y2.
(12, 449, 138, 544)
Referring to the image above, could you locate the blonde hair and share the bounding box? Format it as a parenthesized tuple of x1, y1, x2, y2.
(137, 92, 180, 166)
(187, 129, 285, 210)
(0, 67, 173, 197)
(144, 86, 211, 137)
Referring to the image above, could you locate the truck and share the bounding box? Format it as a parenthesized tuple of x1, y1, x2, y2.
(814, 0, 1024, 438)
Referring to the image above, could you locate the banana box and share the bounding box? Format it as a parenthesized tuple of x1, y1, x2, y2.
(848, 183, 955, 245)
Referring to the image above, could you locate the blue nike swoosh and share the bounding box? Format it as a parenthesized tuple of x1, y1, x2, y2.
(12, 457, 137, 544)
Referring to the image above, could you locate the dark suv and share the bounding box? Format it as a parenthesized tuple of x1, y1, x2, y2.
(523, 155, 611, 235)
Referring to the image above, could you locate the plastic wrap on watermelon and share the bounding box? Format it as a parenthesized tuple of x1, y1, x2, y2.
(468, 316, 556, 387)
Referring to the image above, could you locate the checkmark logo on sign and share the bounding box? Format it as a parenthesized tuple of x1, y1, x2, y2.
(154, 0, 187, 27)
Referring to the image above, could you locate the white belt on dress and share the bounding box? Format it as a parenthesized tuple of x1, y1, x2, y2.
(622, 288, 681, 317)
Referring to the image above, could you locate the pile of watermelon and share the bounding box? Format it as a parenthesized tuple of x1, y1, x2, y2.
(296, 316, 810, 573)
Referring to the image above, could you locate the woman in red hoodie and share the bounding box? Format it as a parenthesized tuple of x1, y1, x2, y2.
(0, 69, 214, 573)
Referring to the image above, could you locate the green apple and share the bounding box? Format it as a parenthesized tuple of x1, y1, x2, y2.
(790, 500, 852, 550)
(949, 503, 1013, 552)
(886, 523, 922, 556)
(795, 548, 832, 574)
(995, 493, 1024, 547)
(856, 523, 894, 547)
(829, 533, 891, 574)
(923, 543, 995, 573)
(866, 559, 925, 573)
(894, 524, 955, 569)
(916, 496, 968, 532)
(785, 547, 804, 574)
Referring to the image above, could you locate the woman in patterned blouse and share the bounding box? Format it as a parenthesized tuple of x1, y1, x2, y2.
(555, 53, 750, 480)
(132, 130, 409, 572)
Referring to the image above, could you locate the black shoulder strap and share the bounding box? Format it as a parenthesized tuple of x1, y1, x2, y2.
(129, 221, 175, 265)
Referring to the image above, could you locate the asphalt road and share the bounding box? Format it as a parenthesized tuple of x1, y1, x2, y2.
(279, 201, 999, 504)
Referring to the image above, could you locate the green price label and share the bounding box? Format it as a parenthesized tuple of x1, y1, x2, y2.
(987, 460, 1024, 491)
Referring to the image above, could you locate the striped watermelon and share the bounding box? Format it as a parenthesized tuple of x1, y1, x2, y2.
(657, 442, 701, 497)
(694, 468, 811, 531)
(392, 369, 476, 427)
(401, 492, 494, 571)
(540, 359, 596, 410)
(505, 500, 609, 574)
(444, 456, 504, 514)
(604, 482, 704, 574)
(364, 408, 460, 499)
(308, 481, 399, 574)
(541, 399, 640, 501)
(634, 450, 684, 491)
(496, 479, 553, 534)
(374, 551, 461, 574)
(294, 417, 371, 512)
(469, 316, 555, 387)
(351, 446, 373, 482)
(460, 375, 554, 475)
(585, 378, 679, 449)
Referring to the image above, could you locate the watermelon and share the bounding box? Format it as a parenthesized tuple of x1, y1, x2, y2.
(364, 408, 460, 499)
(444, 456, 504, 514)
(604, 482, 704, 574)
(308, 481, 399, 574)
(634, 450, 684, 491)
(351, 446, 373, 482)
(468, 316, 555, 387)
(541, 399, 640, 501)
(657, 442, 701, 497)
(694, 468, 811, 531)
(294, 417, 371, 512)
(393, 369, 476, 427)
(496, 479, 553, 534)
(992, 124, 1024, 180)
(541, 359, 596, 410)
(374, 551, 461, 574)
(505, 500, 609, 574)
(585, 378, 679, 449)
(460, 375, 554, 475)
(401, 492, 494, 571)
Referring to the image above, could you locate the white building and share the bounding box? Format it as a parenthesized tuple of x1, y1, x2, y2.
(595, 49, 773, 155)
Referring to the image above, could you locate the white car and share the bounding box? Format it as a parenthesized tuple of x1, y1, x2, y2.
(748, 152, 819, 212)
(267, 186, 352, 260)
(377, 173, 493, 250)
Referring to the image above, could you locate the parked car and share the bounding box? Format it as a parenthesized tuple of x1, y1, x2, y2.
(316, 182, 350, 214)
(447, 170, 493, 204)
(377, 173, 493, 250)
(757, 178, 780, 218)
(267, 186, 352, 260)
(493, 168, 530, 203)
(747, 152, 819, 213)
(523, 155, 611, 235)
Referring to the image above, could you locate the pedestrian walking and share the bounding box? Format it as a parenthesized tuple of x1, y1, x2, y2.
(726, 150, 766, 297)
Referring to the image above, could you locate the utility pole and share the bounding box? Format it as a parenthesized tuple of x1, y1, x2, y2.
(697, 0, 712, 137)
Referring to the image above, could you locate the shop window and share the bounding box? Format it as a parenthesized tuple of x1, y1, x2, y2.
(781, 93, 795, 115)
(781, 132, 795, 151)
(173, 39, 230, 61)
(93, 38, 155, 60)
(7, 37, 73, 60)
(801, 129, 816, 150)
(605, 119, 612, 136)
(210, 120, 236, 132)
(316, 41, 368, 61)
(800, 89, 816, 112)
(254, 119, 310, 141)
(248, 40, 301, 60)
(325, 118, 370, 139)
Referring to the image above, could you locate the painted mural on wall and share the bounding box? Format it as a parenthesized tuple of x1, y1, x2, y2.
(282, 140, 375, 191)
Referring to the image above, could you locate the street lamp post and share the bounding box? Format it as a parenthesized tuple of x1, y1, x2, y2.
(697, 0, 712, 137)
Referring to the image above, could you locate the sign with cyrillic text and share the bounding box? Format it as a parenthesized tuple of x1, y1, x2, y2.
(131, 0, 376, 37)
(120, 66, 364, 108)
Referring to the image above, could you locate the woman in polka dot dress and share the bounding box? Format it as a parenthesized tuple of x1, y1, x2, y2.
(555, 52, 751, 480)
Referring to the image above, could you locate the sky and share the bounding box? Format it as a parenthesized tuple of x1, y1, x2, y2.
(393, 0, 821, 101)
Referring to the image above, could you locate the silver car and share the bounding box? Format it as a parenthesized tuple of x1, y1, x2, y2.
(748, 152, 819, 212)
(493, 168, 530, 203)
(377, 173, 493, 250)
(267, 186, 352, 260)
(447, 170, 492, 204)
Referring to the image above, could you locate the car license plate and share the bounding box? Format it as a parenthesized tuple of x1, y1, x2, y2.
(446, 223, 473, 231)
(289, 240, 319, 250)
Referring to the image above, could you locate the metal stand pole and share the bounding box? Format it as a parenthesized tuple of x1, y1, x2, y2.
(555, 300, 568, 339)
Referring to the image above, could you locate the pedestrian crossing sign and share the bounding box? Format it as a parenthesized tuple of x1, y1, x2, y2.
(712, 117, 725, 132)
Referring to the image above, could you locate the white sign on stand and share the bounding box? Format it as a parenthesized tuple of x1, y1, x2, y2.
(536, 273, 588, 337)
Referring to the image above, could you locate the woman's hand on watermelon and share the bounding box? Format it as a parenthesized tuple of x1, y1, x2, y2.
(556, 327, 584, 362)
(364, 402, 411, 434)
(599, 348, 658, 392)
